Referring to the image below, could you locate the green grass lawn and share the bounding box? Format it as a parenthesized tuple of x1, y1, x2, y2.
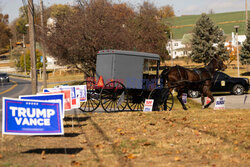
(164, 11, 250, 39)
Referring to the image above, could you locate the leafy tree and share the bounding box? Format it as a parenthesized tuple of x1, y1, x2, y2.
(158, 5, 175, 19)
(15, 5, 39, 41)
(181, 33, 192, 49)
(15, 6, 29, 38)
(227, 42, 237, 62)
(127, 1, 168, 61)
(240, 19, 250, 65)
(47, 4, 72, 18)
(38, 0, 169, 76)
(16, 17, 28, 35)
(191, 13, 228, 65)
(18, 49, 43, 72)
(0, 13, 12, 53)
(215, 28, 228, 60)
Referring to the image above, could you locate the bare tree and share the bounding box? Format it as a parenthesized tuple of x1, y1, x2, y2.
(0, 13, 12, 53)
(130, 1, 168, 60)
(37, 0, 169, 76)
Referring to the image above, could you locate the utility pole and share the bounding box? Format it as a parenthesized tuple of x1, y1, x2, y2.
(28, 0, 37, 94)
(234, 26, 240, 77)
(246, 0, 248, 32)
(23, 34, 26, 75)
(9, 39, 12, 57)
(40, 0, 47, 88)
(170, 32, 174, 66)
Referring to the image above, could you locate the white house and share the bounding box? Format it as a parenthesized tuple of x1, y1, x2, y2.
(166, 39, 191, 59)
(46, 55, 65, 70)
(229, 32, 246, 46)
(167, 33, 246, 59)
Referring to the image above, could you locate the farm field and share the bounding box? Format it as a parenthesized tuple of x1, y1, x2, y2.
(0, 108, 249, 167)
(165, 11, 250, 39)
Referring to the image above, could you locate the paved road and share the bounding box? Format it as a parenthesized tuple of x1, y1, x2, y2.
(193, 93, 250, 109)
(0, 77, 33, 132)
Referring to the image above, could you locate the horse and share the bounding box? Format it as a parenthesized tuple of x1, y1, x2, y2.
(160, 55, 227, 110)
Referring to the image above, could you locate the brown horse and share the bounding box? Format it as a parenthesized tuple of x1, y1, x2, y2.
(161, 55, 227, 110)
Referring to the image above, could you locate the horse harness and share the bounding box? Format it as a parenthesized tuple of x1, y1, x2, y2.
(193, 68, 213, 81)
(176, 65, 188, 81)
(176, 65, 212, 82)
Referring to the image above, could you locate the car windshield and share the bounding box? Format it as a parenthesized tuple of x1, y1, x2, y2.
(0, 73, 8, 77)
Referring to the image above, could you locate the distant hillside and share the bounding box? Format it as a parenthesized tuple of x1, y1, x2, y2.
(164, 11, 250, 39)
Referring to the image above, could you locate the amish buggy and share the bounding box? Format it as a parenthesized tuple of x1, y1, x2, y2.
(79, 50, 174, 113)
(160, 55, 227, 110)
(79, 50, 226, 112)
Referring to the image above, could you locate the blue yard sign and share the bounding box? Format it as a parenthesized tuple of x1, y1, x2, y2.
(2, 97, 64, 135)
(19, 93, 65, 118)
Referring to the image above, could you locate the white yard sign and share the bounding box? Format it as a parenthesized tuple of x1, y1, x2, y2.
(143, 99, 154, 112)
(214, 97, 225, 110)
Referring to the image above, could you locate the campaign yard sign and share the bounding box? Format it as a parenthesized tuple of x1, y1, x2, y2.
(55, 86, 80, 109)
(19, 93, 65, 118)
(143, 99, 154, 112)
(2, 97, 64, 135)
(75, 85, 87, 102)
(43, 88, 72, 111)
(214, 97, 225, 110)
(182, 93, 187, 104)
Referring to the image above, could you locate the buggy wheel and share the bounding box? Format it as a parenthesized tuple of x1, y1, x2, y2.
(128, 99, 145, 111)
(79, 81, 100, 112)
(148, 88, 174, 111)
(127, 91, 147, 111)
(100, 81, 128, 113)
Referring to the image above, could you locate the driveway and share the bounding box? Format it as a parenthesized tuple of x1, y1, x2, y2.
(193, 93, 250, 109)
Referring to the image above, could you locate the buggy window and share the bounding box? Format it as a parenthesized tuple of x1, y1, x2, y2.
(143, 59, 157, 77)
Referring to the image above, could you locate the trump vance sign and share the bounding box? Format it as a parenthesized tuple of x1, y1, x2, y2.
(19, 93, 65, 118)
(2, 98, 64, 135)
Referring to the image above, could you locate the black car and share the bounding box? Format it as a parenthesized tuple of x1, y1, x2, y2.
(188, 71, 250, 98)
(0, 73, 10, 82)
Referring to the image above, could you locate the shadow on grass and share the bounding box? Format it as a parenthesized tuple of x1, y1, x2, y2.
(22, 148, 83, 154)
(64, 124, 87, 128)
(63, 116, 91, 122)
(32, 133, 81, 138)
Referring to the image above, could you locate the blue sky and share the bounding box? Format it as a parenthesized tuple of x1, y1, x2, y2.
(0, 0, 249, 22)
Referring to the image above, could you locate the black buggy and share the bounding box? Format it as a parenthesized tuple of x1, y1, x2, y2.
(79, 50, 174, 112)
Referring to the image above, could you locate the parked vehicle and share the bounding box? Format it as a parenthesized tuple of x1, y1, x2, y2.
(80, 50, 174, 112)
(0, 73, 9, 82)
(188, 71, 249, 98)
